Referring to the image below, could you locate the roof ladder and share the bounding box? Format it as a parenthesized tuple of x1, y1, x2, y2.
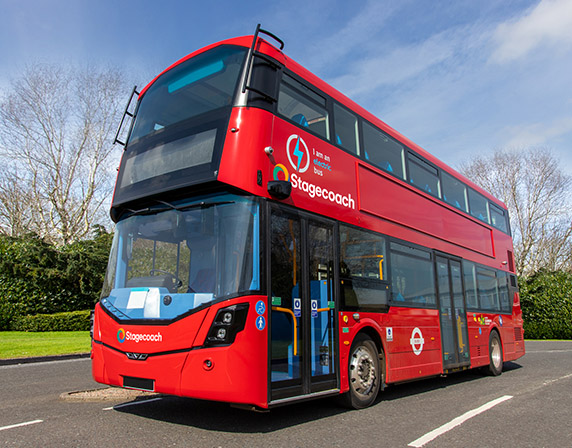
(114, 85, 140, 147)
(241, 24, 284, 103)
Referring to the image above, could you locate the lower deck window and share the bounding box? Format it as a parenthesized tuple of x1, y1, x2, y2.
(390, 243, 436, 306)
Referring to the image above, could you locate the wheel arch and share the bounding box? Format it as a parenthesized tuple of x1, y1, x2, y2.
(352, 324, 387, 387)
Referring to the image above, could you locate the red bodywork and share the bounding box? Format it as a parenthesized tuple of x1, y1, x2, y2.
(92, 34, 525, 409)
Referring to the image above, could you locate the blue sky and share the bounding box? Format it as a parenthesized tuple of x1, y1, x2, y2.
(1, 0, 571, 174)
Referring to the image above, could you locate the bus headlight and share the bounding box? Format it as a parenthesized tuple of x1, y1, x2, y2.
(204, 303, 249, 347)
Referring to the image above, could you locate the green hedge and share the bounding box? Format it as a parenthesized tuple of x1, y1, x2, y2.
(10, 310, 91, 332)
(520, 270, 572, 339)
(0, 229, 112, 330)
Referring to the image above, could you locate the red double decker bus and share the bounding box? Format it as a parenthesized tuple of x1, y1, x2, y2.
(91, 25, 525, 409)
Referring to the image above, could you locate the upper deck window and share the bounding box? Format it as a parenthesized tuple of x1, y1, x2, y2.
(128, 45, 247, 144)
(278, 75, 329, 139)
(334, 104, 360, 155)
(442, 171, 468, 212)
(490, 202, 508, 233)
(362, 122, 406, 179)
(408, 154, 441, 198)
(468, 188, 490, 224)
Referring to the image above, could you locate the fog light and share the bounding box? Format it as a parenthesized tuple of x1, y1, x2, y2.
(222, 312, 233, 324)
(216, 328, 227, 339)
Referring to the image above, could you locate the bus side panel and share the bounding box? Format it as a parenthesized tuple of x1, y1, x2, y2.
(466, 312, 490, 368)
(381, 308, 442, 383)
(218, 107, 274, 195)
(338, 309, 442, 389)
(357, 164, 494, 258)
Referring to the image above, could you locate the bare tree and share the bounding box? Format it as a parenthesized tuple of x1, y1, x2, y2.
(459, 147, 572, 276)
(0, 64, 128, 244)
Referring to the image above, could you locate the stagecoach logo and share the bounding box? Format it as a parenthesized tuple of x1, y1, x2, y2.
(286, 134, 310, 173)
(117, 328, 126, 343)
(410, 327, 425, 356)
(117, 328, 163, 344)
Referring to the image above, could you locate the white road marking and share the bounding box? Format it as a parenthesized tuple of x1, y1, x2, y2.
(103, 397, 163, 411)
(0, 420, 43, 431)
(408, 395, 513, 447)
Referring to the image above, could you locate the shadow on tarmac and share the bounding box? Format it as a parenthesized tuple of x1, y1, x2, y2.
(113, 361, 522, 433)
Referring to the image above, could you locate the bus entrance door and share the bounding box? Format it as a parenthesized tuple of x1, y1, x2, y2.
(436, 256, 470, 371)
(269, 207, 338, 403)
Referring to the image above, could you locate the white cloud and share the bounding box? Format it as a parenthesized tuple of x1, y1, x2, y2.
(328, 31, 457, 97)
(490, 0, 572, 63)
(501, 117, 572, 147)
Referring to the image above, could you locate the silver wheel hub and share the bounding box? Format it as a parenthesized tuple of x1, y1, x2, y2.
(349, 346, 376, 396)
(491, 338, 502, 368)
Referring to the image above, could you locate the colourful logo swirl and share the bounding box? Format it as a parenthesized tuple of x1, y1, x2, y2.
(117, 328, 126, 343)
(273, 163, 289, 181)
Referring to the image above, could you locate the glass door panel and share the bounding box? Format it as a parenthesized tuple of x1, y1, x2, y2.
(451, 260, 470, 363)
(437, 257, 457, 369)
(270, 209, 303, 392)
(437, 255, 470, 370)
(308, 222, 336, 387)
(270, 207, 337, 400)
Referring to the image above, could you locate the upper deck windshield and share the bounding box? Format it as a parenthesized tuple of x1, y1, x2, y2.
(129, 45, 246, 144)
(100, 194, 259, 321)
(112, 46, 247, 209)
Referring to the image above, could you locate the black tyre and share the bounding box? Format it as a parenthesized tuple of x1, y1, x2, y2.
(486, 331, 503, 376)
(342, 334, 381, 409)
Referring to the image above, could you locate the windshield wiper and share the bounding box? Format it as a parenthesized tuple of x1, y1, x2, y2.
(125, 205, 173, 217)
(175, 200, 235, 211)
(125, 200, 235, 218)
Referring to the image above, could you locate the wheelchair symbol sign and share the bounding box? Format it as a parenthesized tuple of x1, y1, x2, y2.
(293, 298, 301, 317)
(255, 300, 265, 315)
(311, 300, 318, 318)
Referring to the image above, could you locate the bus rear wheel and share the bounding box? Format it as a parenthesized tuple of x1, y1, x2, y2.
(343, 334, 381, 409)
(486, 331, 503, 376)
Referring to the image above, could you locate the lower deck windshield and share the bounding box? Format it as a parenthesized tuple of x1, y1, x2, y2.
(100, 194, 259, 320)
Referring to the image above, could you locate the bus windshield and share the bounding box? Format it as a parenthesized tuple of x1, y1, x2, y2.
(100, 194, 259, 321)
(128, 45, 247, 144)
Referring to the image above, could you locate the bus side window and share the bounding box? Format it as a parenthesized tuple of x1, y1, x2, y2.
(442, 171, 468, 212)
(277, 74, 329, 140)
(334, 103, 360, 155)
(362, 121, 406, 179)
(477, 267, 499, 311)
(468, 188, 490, 224)
(339, 225, 388, 311)
(389, 243, 436, 307)
(463, 260, 479, 309)
(490, 202, 508, 233)
(408, 153, 441, 199)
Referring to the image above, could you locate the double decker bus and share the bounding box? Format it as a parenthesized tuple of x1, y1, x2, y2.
(91, 25, 525, 409)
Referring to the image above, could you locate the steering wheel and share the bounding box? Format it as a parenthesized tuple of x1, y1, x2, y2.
(149, 269, 183, 290)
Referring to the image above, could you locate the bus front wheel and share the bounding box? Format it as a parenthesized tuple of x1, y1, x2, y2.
(343, 334, 381, 409)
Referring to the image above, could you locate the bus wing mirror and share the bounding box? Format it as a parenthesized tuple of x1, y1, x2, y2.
(267, 180, 291, 200)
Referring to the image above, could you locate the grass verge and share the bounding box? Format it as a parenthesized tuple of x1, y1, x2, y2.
(0, 331, 90, 359)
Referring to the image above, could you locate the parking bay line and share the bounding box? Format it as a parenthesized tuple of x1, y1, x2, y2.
(408, 395, 513, 447)
(0, 420, 43, 432)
